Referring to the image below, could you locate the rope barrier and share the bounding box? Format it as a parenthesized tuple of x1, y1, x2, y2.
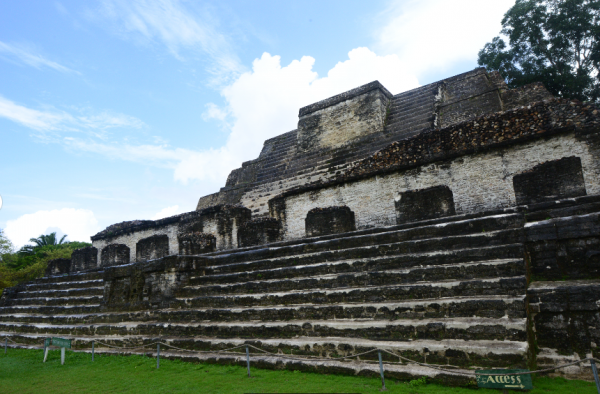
(3, 335, 600, 378)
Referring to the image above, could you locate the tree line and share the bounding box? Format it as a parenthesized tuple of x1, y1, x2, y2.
(478, 0, 600, 103)
(0, 229, 90, 296)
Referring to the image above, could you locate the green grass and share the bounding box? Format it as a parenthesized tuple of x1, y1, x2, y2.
(1, 348, 598, 394)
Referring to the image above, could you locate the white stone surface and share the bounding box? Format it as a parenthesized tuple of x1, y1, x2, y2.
(280, 133, 600, 240)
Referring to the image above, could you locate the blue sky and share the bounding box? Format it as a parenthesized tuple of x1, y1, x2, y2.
(0, 0, 515, 247)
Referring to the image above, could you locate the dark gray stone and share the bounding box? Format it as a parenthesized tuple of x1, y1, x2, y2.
(305, 206, 356, 237)
(70, 246, 98, 272)
(178, 232, 216, 255)
(45, 258, 71, 276)
(101, 244, 130, 267)
(136, 235, 169, 262)
(513, 156, 586, 206)
(238, 217, 281, 247)
(396, 185, 456, 224)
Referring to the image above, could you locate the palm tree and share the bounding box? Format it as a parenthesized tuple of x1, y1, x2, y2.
(29, 232, 67, 247)
(18, 232, 68, 255)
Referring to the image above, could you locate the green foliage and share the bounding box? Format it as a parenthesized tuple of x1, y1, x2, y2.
(0, 229, 14, 257)
(478, 0, 600, 103)
(408, 376, 428, 387)
(1, 348, 599, 394)
(0, 232, 91, 296)
(19, 232, 69, 255)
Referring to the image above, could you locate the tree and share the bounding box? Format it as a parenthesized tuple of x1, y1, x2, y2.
(0, 229, 14, 257)
(18, 232, 67, 255)
(478, 0, 600, 103)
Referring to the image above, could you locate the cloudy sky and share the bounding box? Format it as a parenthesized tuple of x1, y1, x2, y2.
(0, 0, 515, 248)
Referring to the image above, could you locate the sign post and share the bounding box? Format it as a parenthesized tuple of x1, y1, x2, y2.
(43, 337, 71, 365)
(476, 369, 533, 390)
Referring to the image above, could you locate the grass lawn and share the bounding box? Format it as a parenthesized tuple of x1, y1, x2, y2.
(1, 348, 598, 394)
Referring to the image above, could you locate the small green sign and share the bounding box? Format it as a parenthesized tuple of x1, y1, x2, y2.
(476, 369, 533, 390)
(51, 338, 71, 349)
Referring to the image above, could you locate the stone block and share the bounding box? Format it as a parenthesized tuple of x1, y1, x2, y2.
(513, 156, 586, 206)
(102, 255, 191, 311)
(297, 81, 392, 152)
(395, 185, 456, 224)
(45, 258, 71, 276)
(305, 206, 356, 237)
(101, 244, 130, 267)
(529, 281, 600, 359)
(136, 234, 169, 262)
(178, 232, 216, 255)
(70, 246, 98, 272)
(198, 205, 252, 250)
(238, 217, 282, 247)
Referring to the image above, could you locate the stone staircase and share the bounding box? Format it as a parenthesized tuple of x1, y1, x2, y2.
(0, 211, 529, 383)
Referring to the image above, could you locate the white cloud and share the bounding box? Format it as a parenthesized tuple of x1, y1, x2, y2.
(202, 103, 228, 122)
(4, 208, 100, 248)
(0, 41, 78, 74)
(375, 0, 515, 77)
(174, 47, 420, 184)
(0, 95, 72, 131)
(95, 0, 243, 80)
(2, 48, 420, 191)
(0, 95, 145, 136)
(151, 205, 181, 220)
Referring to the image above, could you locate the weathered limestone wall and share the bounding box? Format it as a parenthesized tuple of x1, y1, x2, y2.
(528, 280, 600, 380)
(198, 68, 544, 215)
(91, 206, 251, 266)
(92, 222, 179, 266)
(297, 82, 392, 152)
(273, 132, 600, 240)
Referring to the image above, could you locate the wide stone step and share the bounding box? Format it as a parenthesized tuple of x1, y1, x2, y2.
(387, 107, 434, 123)
(177, 276, 527, 308)
(196, 245, 524, 286)
(0, 295, 526, 325)
(209, 233, 525, 278)
(6, 295, 103, 307)
(182, 259, 525, 297)
(33, 271, 103, 284)
(0, 332, 527, 369)
(202, 213, 523, 264)
(0, 316, 527, 343)
(203, 233, 524, 279)
(15, 287, 104, 298)
(0, 304, 101, 315)
(23, 279, 103, 292)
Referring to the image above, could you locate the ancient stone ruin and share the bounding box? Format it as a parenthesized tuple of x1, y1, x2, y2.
(2, 68, 600, 383)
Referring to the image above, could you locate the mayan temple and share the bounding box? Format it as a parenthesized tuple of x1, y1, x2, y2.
(2, 67, 600, 384)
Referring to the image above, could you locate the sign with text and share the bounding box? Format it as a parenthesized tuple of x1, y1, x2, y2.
(476, 369, 533, 390)
(51, 338, 71, 349)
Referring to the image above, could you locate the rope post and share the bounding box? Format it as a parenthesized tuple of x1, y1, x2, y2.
(92, 341, 95, 362)
(246, 346, 251, 377)
(591, 359, 600, 394)
(156, 343, 160, 369)
(378, 351, 387, 391)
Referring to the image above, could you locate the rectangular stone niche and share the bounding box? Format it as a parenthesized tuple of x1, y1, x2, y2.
(70, 246, 98, 272)
(101, 244, 130, 267)
(513, 156, 586, 206)
(305, 206, 356, 237)
(395, 185, 456, 224)
(136, 234, 169, 262)
(238, 217, 281, 247)
(45, 258, 71, 276)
